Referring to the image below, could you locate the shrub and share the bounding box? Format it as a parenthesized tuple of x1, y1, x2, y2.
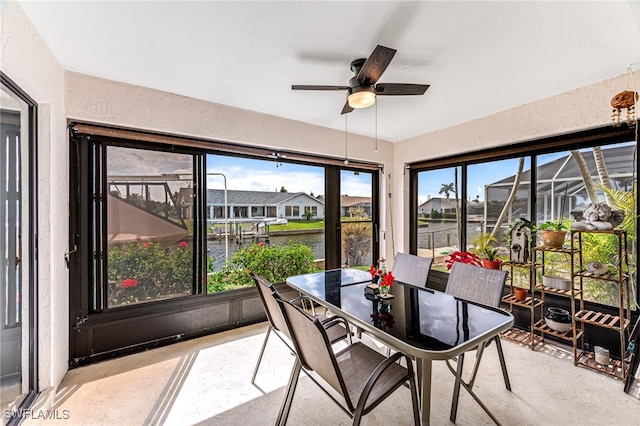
(207, 241, 317, 292)
(108, 240, 192, 307)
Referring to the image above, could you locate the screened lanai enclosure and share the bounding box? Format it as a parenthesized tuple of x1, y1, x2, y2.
(415, 140, 636, 308)
(481, 143, 635, 241)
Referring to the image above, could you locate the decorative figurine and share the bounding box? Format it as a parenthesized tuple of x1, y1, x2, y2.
(571, 202, 613, 230)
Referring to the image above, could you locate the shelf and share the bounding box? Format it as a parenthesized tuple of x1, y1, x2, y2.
(502, 261, 539, 269)
(502, 327, 544, 348)
(535, 245, 577, 254)
(535, 284, 582, 298)
(576, 350, 627, 380)
(575, 309, 630, 331)
(502, 293, 543, 308)
(571, 229, 630, 381)
(572, 229, 627, 236)
(573, 270, 629, 283)
(534, 319, 584, 342)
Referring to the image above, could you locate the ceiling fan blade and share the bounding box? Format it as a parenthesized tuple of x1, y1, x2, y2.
(341, 101, 354, 115)
(375, 83, 430, 96)
(357, 45, 397, 85)
(292, 85, 349, 91)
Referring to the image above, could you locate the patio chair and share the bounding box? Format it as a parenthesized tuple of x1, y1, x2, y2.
(365, 252, 432, 352)
(273, 291, 420, 426)
(250, 272, 351, 385)
(393, 252, 433, 287)
(444, 261, 511, 423)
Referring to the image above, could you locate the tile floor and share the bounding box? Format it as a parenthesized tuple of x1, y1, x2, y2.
(17, 323, 640, 425)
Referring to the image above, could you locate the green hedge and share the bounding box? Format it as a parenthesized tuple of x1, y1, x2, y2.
(207, 241, 317, 292)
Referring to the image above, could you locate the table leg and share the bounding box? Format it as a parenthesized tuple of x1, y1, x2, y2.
(418, 358, 432, 426)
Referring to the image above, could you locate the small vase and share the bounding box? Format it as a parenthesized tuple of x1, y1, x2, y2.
(379, 285, 390, 297)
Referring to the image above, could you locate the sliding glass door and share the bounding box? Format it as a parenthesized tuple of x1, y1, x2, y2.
(1, 75, 37, 421)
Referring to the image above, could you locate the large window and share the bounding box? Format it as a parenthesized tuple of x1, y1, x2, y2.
(105, 146, 199, 308)
(411, 133, 637, 309)
(416, 167, 461, 269)
(204, 153, 326, 274)
(69, 124, 380, 362)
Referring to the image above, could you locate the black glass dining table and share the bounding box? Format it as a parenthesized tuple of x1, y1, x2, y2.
(286, 268, 514, 425)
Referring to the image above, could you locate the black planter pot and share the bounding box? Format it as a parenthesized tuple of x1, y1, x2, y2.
(545, 307, 572, 333)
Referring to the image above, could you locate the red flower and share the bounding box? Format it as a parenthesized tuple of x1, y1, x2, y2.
(381, 271, 395, 287)
(142, 242, 152, 248)
(258, 242, 264, 247)
(445, 251, 481, 270)
(178, 241, 188, 248)
(121, 278, 138, 289)
(369, 265, 377, 277)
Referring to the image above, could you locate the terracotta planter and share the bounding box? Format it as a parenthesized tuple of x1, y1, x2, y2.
(481, 259, 502, 270)
(513, 287, 528, 301)
(540, 230, 567, 248)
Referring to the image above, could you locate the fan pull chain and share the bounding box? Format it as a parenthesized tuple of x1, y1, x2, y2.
(375, 101, 378, 153)
(344, 114, 349, 165)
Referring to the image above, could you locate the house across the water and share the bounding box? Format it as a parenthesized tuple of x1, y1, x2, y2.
(180, 188, 325, 221)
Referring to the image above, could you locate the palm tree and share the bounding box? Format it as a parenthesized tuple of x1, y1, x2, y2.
(571, 149, 599, 204)
(570, 148, 614, 205)
(439, 182, 455, 199)
(592, 146, 613, 205)
(489, 157, 525, 241)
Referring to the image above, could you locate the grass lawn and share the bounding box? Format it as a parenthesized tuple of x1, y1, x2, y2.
(269, 219, 324, 231)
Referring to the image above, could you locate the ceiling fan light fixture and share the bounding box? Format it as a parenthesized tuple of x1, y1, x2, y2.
(348, 87, 376, 109)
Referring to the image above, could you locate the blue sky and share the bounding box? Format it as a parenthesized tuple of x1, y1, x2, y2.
(416, 153, 574, 204)
(207, 152, 566, 202)
(206, 154, 372, 197)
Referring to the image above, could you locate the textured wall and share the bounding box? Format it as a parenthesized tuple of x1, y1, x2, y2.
(65, 72, 394, 164)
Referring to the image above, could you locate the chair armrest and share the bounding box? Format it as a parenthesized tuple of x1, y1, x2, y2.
(355, 351, 414, 414)
(320, 315, 353, 344)
(320, 315, 351, 330)
(290, 295, 318, 315)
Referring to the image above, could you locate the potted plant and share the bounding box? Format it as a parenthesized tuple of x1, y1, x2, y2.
(470, 232, 502, 269)
(536, 221, 568, 248)
(481, 247, 502, 270)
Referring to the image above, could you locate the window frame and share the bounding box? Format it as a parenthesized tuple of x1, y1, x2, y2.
(0, 71, 39, 419)
(68, 121, 381, 364)
(409, 124, 638, 312)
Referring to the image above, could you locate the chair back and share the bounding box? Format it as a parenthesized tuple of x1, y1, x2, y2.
(251, 272, 290, 337)
(393, 252, 433, 287)
(274, 292, 347, 399)
(445, 262, 507, 307)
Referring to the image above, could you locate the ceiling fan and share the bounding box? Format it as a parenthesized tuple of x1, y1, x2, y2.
(292, 45, 430, 114)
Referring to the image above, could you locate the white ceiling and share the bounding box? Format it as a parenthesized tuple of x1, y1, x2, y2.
(16, 0, 640, 142)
